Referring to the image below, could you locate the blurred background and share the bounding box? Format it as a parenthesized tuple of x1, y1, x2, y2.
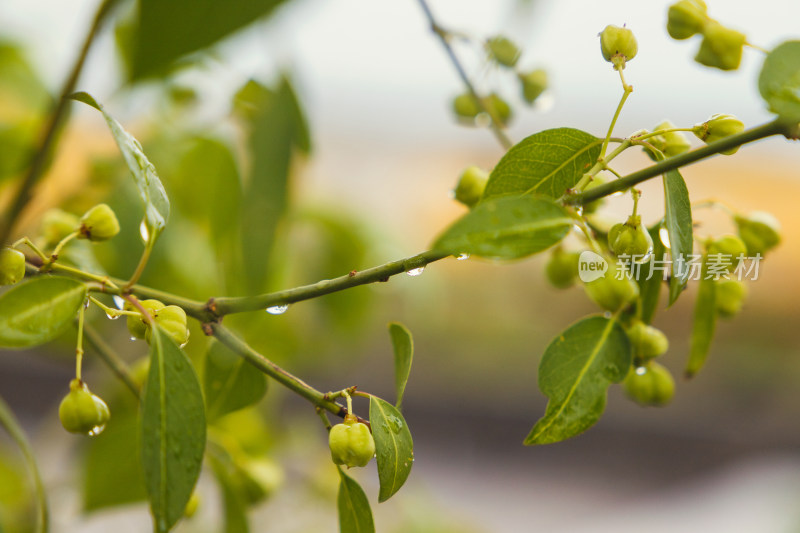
(1, 0, 800, 531)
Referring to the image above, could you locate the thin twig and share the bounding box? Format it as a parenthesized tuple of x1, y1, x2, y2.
(82, 323, 140, 399)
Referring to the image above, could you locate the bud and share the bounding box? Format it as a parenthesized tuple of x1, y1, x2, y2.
(0, 248, 26, 286)
(40, 208, 80, 247)
(329, 414, 376, 468)
(649, 120, 692, 158)
(715, 279, 747, 318)
(694, 21, 746, 71)
(58, 379, 110, 435)
(608, 215, 653, 262)
(600, 25, 638, 69)
(452, 93, 481, 120)
(453, 166, 489, 208)
(666, 0, 708, 40)
(78, 203, 120, 242)
(545, 247, 580, 289)
(126, 299, 165, 340)
(734, 211, 781, 256)
(145, 305, 189, 347)
(706, 234, 747, 273)
(583, 259, 640, 312)
(518, 69, 548, 104)
(693, 114, 745, 154)
(485, 93, 512, 126)
(622, 362, 675, 407)
(487, 36, 521, 67)
(626, 321, 669, 362)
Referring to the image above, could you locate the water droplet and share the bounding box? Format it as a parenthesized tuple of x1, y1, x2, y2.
(406, 267, 425, 277)
(105, 312, 120, 320)
(113, 295, 126, 310)
(139, 221, 150, 243)
(266, 305, 289, 315)
(87, 424, 106, 437)
(603, 311, 612, 318)
(659, 227, 671, 249)
(635, 366, 647, 376)
(129, 336, 137, 342)
(387, 415, 403, 433)
(456, 253, 470, 261)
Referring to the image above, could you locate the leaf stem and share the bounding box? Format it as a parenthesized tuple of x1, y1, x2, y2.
(0, 397, 48, 533)
(12, 238, 48, 261)
(75, 299, 86, 381)
(415, 0, 513, 150)
(599, 69, 633, 159)
(0, 0, 119, 246)
(566, 118, 794, 206)
(82, 323, 140, 399)
(125, 238, 155, 290)
(210, 249, 448, 316)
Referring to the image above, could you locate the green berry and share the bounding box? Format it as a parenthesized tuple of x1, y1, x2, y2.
(453, 166, 489, 208)
(648, 120, 692, 159)
(626, 321, 669, 362)
(693, 114, 745, 154)
(78, 203, 120, 242)
(608, 215, 653, 261)
(487, 36, 521, 67)
(452, 93, 481, 120)
(600, 25, 638, 69)
(545, 248, 580, 289)
(485, 93, 512, 126)
(715, 279, 747, 318)
(518, 69, 548, 104)
(0, 248, 26, 286)
(125, 299, 165, 340)
(666, 0, 708, 40)
(706, 234, 747, 273)
(694, 22, 746, 71)
(145, 305, 189, 346)
(734, 211, 781, 256)
(622, 362, 675, 407)
(329, 415, 375, 468)
(40, 208, 80, 247)
(582, 259, 640, 312)
(58, 379, 110, 435)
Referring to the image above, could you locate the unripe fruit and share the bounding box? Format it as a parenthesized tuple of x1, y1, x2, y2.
(518, 69, 548, 104)
(78, 203, 120, 242)
(648, 120, 691, 159)
(715, 279, 747, 318)
(40, 208, 80, 247)
(126, 299, 165, 340)
(145, 305, 189, 346)
(487, 36, 521, 67)
(0, 248, 26, 286)
(608, 215, 653, 261)
(626, 321, 669, 362)
(694, 22, 746, 71)
(452, 93, 481, 120)
(693, 114, 745, 154)
(453, 166, 489, 208)
(667, 0, 708, 40)
(734, 211, 781, 256)
(622, 362, 675, 407)
(58, 379, 110, 435)
(600, 25, 638, 69)
(583, 260, 640, 312)
(706, 234, 747, 273)
(329, 414, 375, 468)
(485, 93, 512, 126)
(545, 248, 580, 289)
(235, 458, 283, 505)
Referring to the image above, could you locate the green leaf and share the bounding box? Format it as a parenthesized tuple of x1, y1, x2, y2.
(0, 277, 87, 348)
(131, 0, 290, 79)
(0, 395, 48, 532)
(203, 339, 268, 421)
(685, 264, 717, 378)
(369, 396, 413, 502)
(141, 327, 206, 532)
(337, 467, 375, 533)
(525, 316, 631, 445)
(69, 92, 170, 242)
(482, 128, 601, 199)
(388, 322, 413, 410)
(636, 224, 666, 324)
(241, 78, 310, 292)
(759, 41, 800, 121)
(663, 169, 693, 305)
(432, 195, 572, 260)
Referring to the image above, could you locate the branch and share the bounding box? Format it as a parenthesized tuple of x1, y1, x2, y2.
(82, 323, 140, 399)
(415, 0, 513, 150)
(209, 249, 449, 316)
(0, 0, 119, 246)
(208, 323, 357, 421)
(565, 118, 796, 205)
